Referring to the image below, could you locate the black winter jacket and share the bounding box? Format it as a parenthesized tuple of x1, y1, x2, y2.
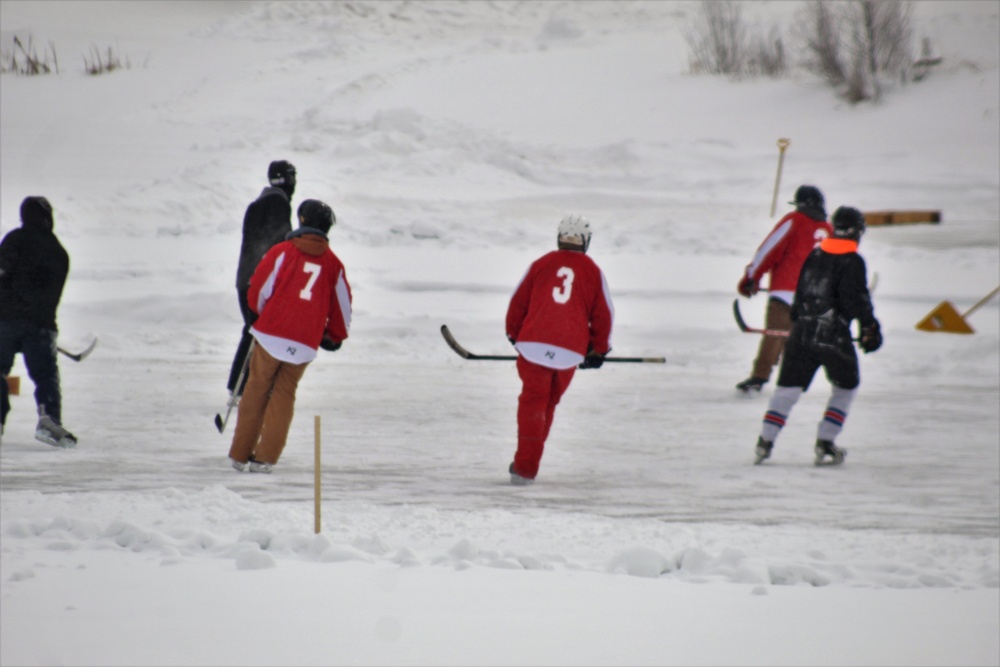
(0, 219, 70, 330)
(791, 238, 877, 347)
(236, 186, 292, 291)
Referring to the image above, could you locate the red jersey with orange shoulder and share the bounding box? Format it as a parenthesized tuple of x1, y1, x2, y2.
(248, 232, 352, 364)
(506, 249, 614, 370)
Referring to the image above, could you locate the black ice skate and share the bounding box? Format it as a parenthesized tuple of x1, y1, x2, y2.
(736, 376, 767, 393)
(753, 437, 773, 465)
(814, 439, 846, 466)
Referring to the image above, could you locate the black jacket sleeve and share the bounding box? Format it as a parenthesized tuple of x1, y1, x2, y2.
(235, 188, 292, 291)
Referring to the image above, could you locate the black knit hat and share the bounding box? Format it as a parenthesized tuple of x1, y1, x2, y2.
(268, 160, 296, 186)
(297, 199, 335, 233)
(20, 196, 53, 229)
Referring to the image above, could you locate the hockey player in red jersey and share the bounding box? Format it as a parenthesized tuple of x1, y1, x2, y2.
(735, 185, 833, 393)
(228, 199, 352, 473)
(505, 215, 614, 485)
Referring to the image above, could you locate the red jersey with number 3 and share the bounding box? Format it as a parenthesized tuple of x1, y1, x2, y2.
(506, 249, 614, 369)
(248, 233, 352, 365)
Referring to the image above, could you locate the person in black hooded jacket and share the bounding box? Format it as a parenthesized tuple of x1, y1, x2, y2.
(226, 160, 296, 398)
(0, 196, 77, 447)
(752, 206, 882, 467)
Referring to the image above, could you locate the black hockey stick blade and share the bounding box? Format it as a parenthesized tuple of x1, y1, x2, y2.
(215, 339, 256, 434)
(441, 325, 666, 364)
(57, 338, 98, 362)
(215, 393, 239, 434)
(732, 299, 790, 337)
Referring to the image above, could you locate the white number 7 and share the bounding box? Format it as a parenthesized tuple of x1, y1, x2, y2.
(300, 262, 321, 300)
(552, 266, 574, 304)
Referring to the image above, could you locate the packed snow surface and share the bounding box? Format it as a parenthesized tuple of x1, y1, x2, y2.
(1, 1, 997, 665)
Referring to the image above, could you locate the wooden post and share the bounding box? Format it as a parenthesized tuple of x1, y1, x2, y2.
(962, 285, 1000, 318)
(314, 415, 321, 534)
(770, 138, 790, 218)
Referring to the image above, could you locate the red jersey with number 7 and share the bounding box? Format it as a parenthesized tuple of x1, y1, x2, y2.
(506, 249, 614, 369)
(248, 232, 352, 365)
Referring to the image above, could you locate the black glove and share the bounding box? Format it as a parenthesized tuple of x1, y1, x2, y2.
(320, 335, 342, 352)
(580, 351, 606, 369)
(507, 335, 516, 347)
(860, 321, 882, 354)
(737, 275, 759, 298)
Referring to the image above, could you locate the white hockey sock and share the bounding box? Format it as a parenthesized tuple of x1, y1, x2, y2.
(817, 386, 857, 442)
(760, 386, 803, 442)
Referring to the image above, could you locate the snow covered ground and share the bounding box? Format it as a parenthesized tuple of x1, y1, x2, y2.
(1, 1, 997, 665)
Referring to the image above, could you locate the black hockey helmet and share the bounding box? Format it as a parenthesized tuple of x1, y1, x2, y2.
(831, 206, 865, 241)
(297, 199, 335, 233)
(789, 184, 825, 210)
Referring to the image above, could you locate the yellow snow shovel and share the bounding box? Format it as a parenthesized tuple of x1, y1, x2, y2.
(915, 286, 1000, 334)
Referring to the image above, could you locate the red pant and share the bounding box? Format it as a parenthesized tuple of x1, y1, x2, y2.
(513, 356, 575, 479)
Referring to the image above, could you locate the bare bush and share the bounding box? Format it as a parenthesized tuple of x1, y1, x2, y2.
(746, 26, 787, 78)
(797, 0, 914, 103)
(83, 44, 130, 75)
(796, 1, 846, 86)
(1, 35, 59, 76)
(685, 1, 787, 79)
(685, 1, 747, 77)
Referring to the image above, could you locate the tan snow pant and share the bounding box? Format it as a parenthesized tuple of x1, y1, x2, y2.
(228, 344, 309, 466)
(751, 298, 792, 381)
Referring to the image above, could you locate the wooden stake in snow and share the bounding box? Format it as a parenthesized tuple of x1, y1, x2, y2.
(314, 415, 322, 534)
(770, 138, 790, 218)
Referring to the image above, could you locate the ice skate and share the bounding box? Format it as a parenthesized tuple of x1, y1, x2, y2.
(736, 376, 767, 393)
(508, 462, 534, 486)
(814, 439, 846, 466)
(753, 437, 773, 464)
(35, 416, 77, 449)
(248, 458, 273, 474)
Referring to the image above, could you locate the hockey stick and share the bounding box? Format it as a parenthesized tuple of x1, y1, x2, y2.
(732, 300, 790, 337)
(58, 338, 98, 362)
(732, 300, 862, 341)
(215, 339, 255, 434)
(440, 325, 666, 364)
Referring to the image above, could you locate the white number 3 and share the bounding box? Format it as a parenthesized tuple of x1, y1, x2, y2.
(552, 266, 575, 304)
(300, 262, 321, 300)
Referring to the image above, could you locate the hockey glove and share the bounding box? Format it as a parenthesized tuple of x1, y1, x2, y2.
(320, 335, 342, 352)
(860, 321, 882, 354)
(737, 276, 759, 298)
(580, 352, 606, 369)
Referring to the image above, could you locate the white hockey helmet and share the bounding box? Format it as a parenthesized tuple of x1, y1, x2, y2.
(557, 215, 592, 252)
